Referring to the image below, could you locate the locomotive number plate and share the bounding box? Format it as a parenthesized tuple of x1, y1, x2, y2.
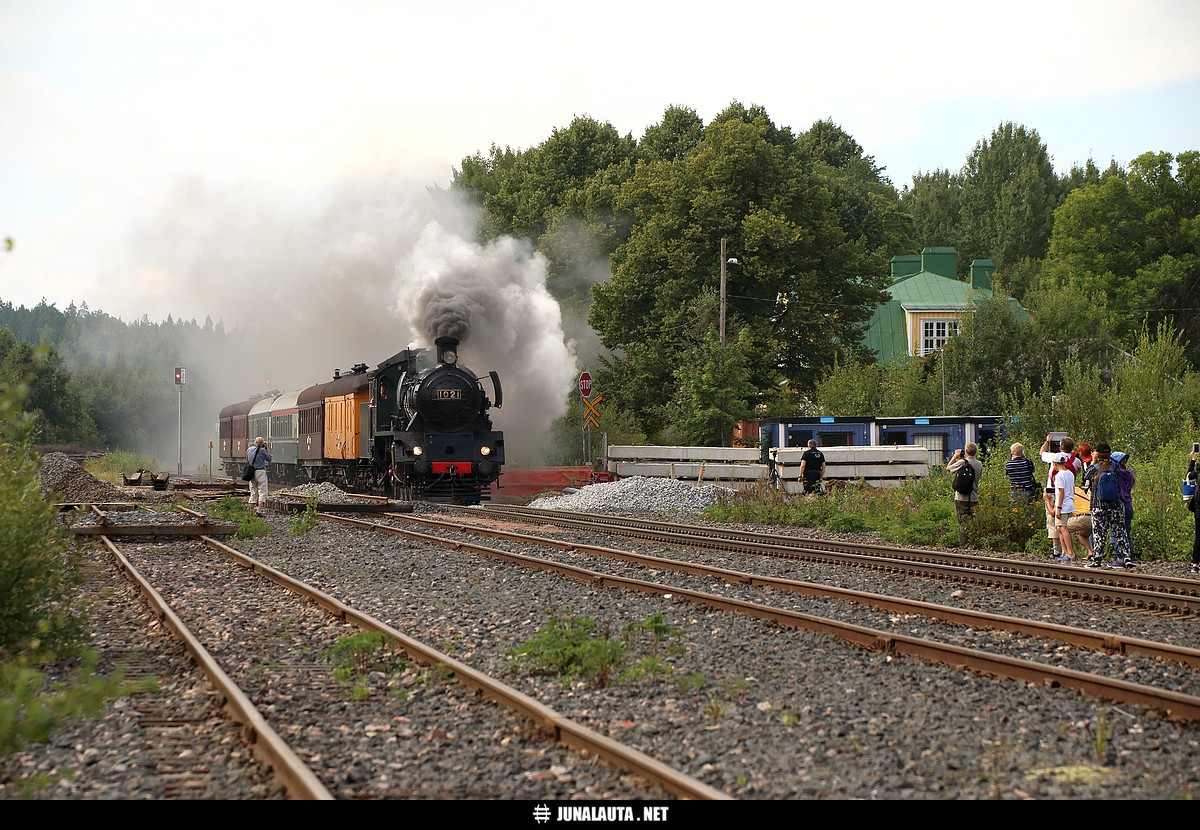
(435, 389, 463, 400)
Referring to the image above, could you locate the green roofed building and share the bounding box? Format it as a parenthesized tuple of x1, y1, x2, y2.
(863, 246, 1030, 365)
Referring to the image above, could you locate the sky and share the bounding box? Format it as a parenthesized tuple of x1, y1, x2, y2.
(1, 0, 1198, 464)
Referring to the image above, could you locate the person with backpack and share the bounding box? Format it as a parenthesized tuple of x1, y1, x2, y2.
(947, 442, 982, 547)
(1111, 451, 1135, 561)
(1082, 443, 1133, 570)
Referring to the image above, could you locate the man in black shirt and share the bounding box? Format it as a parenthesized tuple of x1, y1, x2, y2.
(799, 440, 827, 494)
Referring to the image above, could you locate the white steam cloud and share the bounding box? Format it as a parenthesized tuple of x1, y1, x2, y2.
(121, 174, 583, 467)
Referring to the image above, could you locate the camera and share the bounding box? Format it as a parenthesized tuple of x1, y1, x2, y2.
(1192, 442, 1199, 455)
(1047, 432, 1067, 454)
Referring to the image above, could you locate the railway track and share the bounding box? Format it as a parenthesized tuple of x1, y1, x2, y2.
(5, 512, 722, 800)
(9, 499, 1200, 799)
(473, 505, 1200, 612)
(237, 506, 1200, 798)
(319, 508, 1200, 719)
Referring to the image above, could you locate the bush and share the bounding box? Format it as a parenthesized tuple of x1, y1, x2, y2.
(0, 399, 86, 660)
(0, 377, 136, 763)
(0, 653, 137, 756)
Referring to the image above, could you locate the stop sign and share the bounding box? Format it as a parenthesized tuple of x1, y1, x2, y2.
(579, 372, 593, 397)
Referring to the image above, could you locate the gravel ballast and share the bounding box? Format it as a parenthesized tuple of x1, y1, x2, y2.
(4, 462, 1199, 800)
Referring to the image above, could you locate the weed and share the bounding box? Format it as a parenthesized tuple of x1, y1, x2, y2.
(619, 655, 674, 682)
(0, 652, 145, 755)
(622, 611, 684, 658)
(506, 616, 626, 688)
(207, 495, 271, 539)
(83, 451, 156, 484)
(980, 734, 1019, 799)
(703, 698, 725, 720)
(1092, 707, 1113, 763)
(247, 660, 281, 679)
(323, 631, 407, 699)
(720, 677, 750, 696)
(676, 672, 709, 694)
(289, 498, 320, 535)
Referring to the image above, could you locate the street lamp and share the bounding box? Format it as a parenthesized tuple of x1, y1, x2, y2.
(719, 238, 739, 346)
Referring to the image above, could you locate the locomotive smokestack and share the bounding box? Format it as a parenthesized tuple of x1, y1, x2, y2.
(435, 336, 460, 365)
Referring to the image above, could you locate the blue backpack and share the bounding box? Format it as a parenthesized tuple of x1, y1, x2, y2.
(1094, 463, 1121, 502)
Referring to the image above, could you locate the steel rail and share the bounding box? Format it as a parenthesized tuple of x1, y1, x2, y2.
(345, 511, 1200, 669)
(319, 513, 1200, 723)
(198, 534, 731, 801)
(474, 505, 1200, 613)
(98, 535, 335, 800)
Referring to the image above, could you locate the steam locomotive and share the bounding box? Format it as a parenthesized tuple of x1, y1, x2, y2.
(218, 336, 505, 504)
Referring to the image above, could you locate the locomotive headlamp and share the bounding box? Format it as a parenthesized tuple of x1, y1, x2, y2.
(480, 445, 492, 456)
(443, 350, 457, 365)
(412, 445, 424, 457)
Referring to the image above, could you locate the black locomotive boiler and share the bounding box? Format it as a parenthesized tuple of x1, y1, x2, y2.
(217, 335, 504, 504)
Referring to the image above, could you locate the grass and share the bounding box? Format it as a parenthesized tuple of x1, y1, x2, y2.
(706, 469, 1186, 561)
(83, 451, 157, 485)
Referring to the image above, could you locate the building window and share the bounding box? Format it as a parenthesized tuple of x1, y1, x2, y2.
(920, 319, 960, 356)
(913, 433, 946, 467)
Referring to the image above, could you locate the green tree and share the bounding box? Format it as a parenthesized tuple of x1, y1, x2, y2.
(797, 118, 915, 255)
(814, 358, 883, 415)
(591, 103, 890, 438)
(901, 168, 963, 253)
(667, 329, 759, 446)
(880, 357, 943, 416)
(1040, 150, 1200, 364)
(957, 122, 1062, 272)
(1106, 322, 1200, 458)
(0, 328, 99, 445)
(636, 105, 705, 164)
(937, 288, 1041, 415)
(1020, 280, 1117, 391)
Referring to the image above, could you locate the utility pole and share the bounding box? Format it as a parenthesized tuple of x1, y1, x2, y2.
(719, 238, 728, 347)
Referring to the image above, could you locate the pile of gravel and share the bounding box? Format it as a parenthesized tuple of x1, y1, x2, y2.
(38, 452, 127, 504)
(527, 475, 733, 514)
(276, 482, 383, 505)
